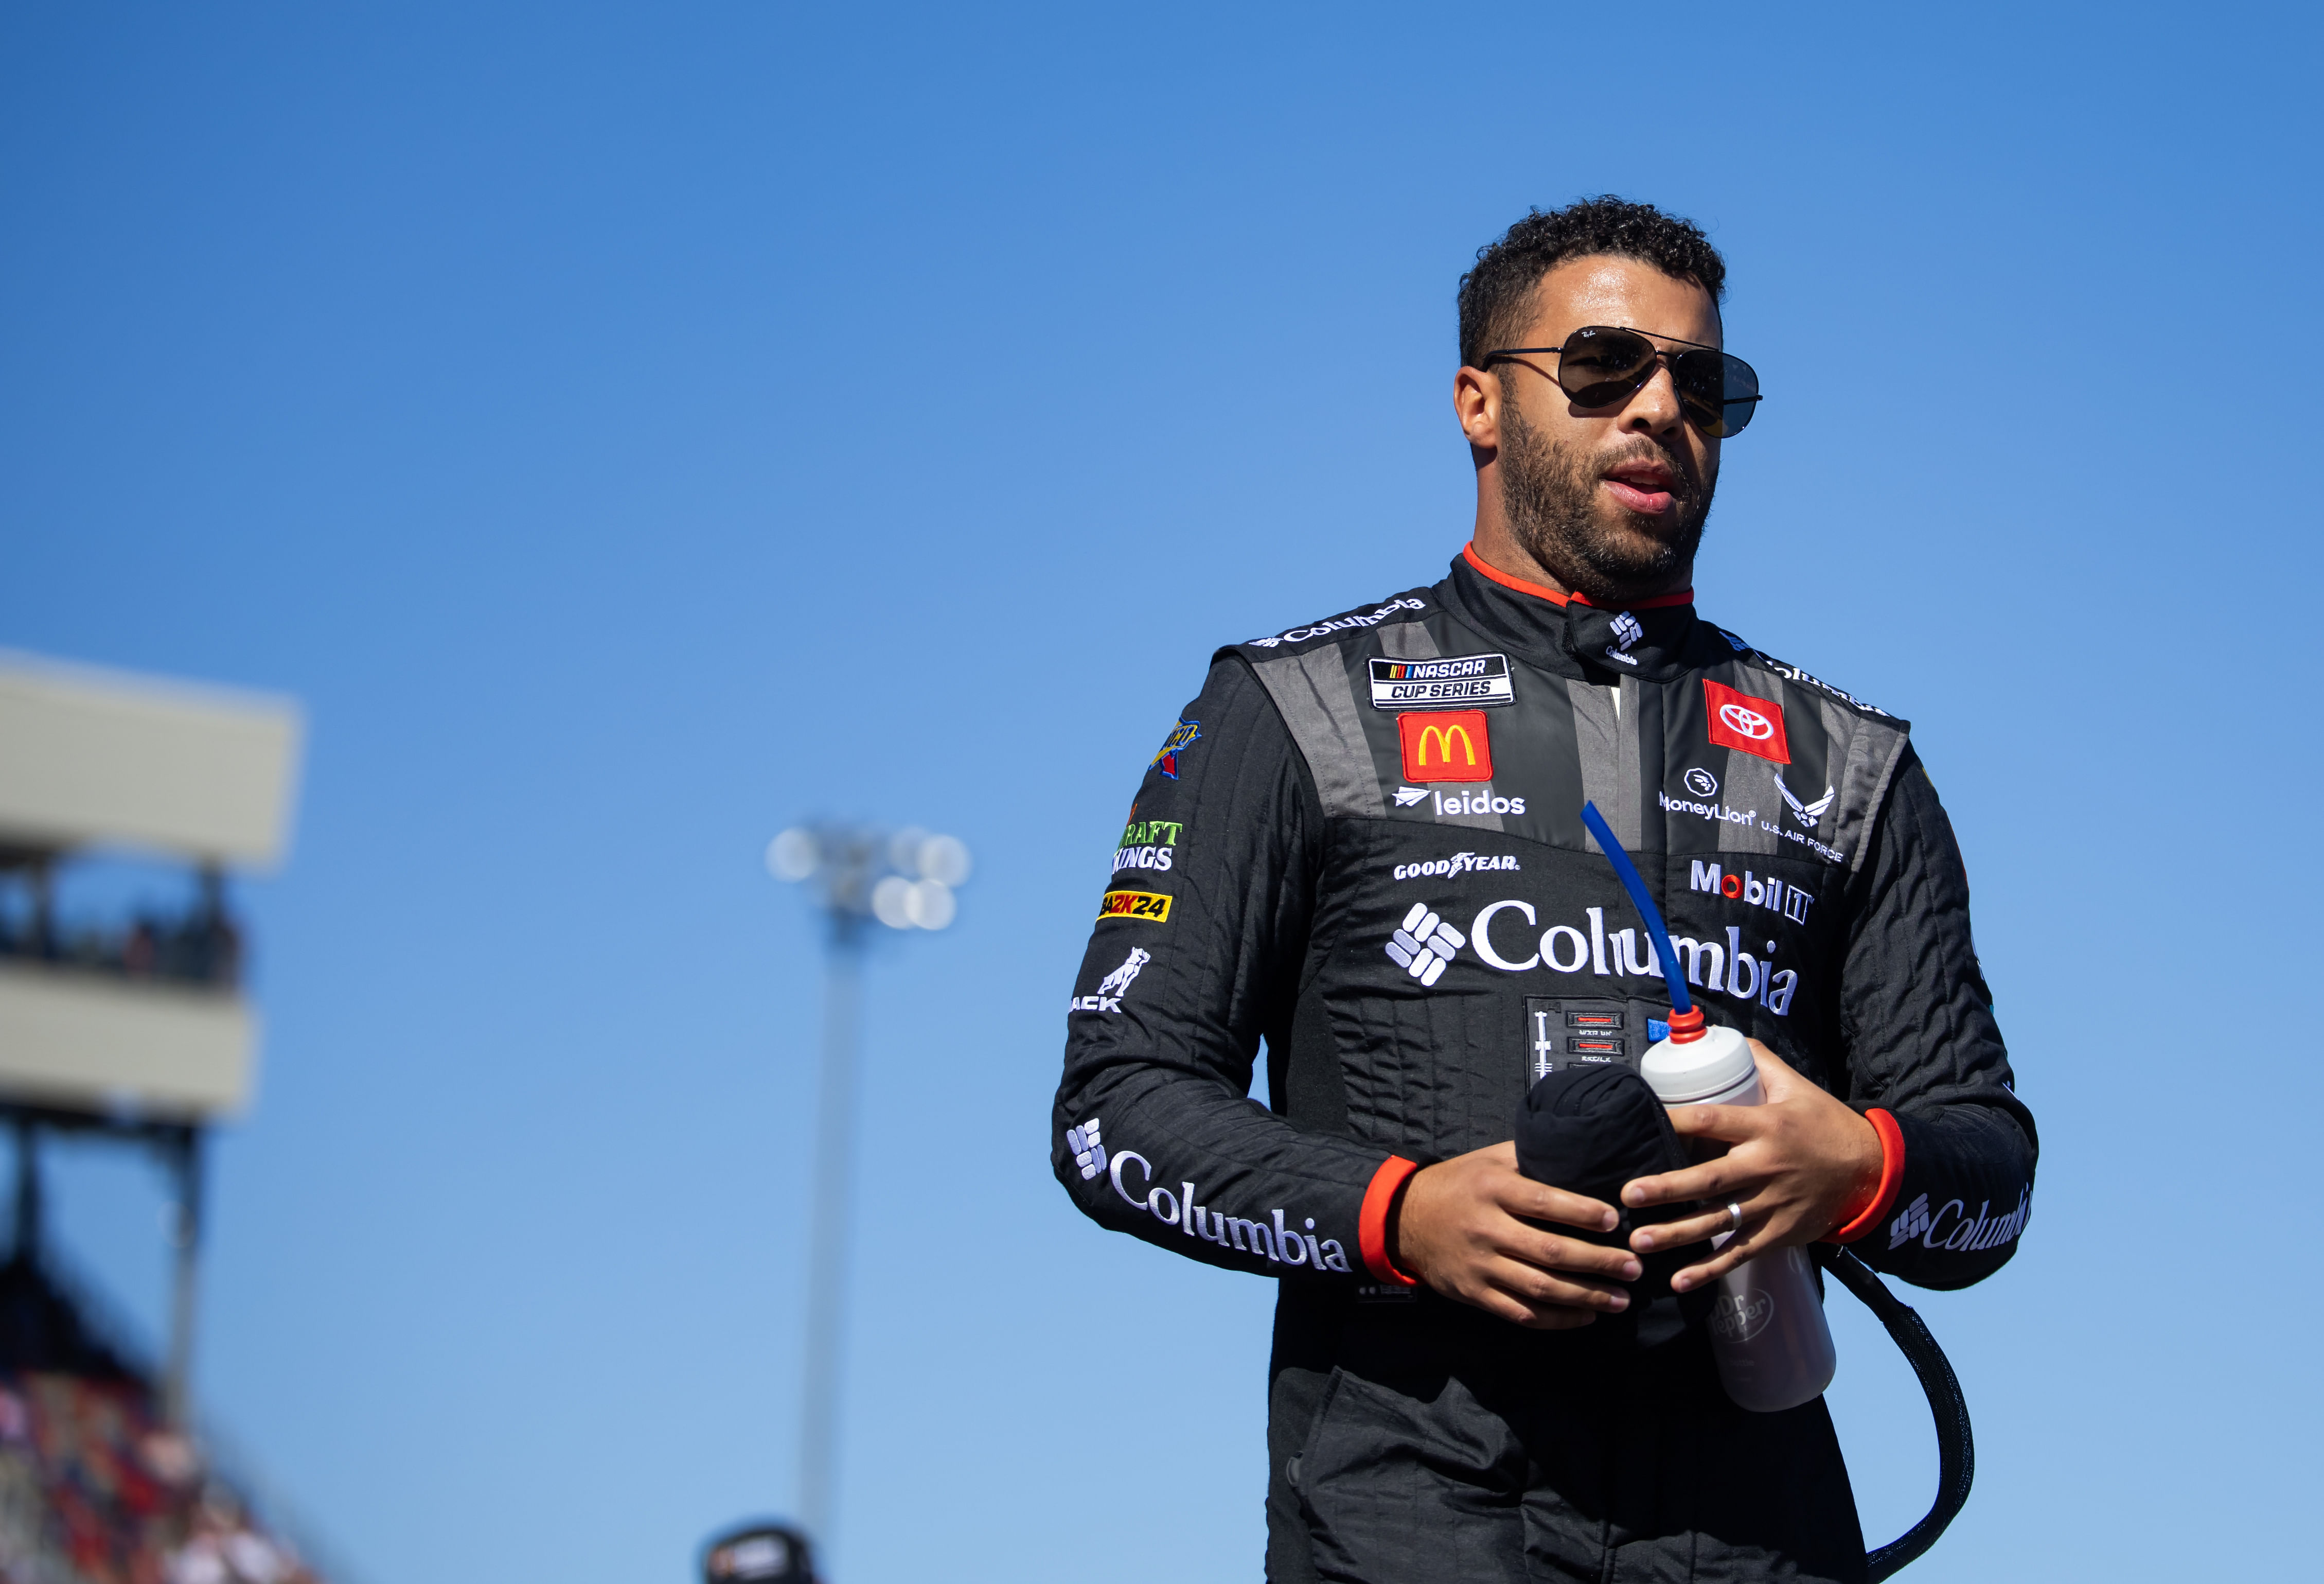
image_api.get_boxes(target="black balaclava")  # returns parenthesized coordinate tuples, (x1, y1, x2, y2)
(1514, 1062, 1706, 1347)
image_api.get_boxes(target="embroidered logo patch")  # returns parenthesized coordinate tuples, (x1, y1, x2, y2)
(1702, 679, 1791, 764)
(1097, 890, 1174, 923)
(1367, 653, 1514, 710)
(1397, 710, 1494, 783)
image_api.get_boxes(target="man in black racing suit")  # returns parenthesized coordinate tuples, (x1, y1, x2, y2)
(1053, 198, 2036, 1583)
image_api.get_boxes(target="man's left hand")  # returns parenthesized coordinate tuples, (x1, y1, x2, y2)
(1621, 1041, 1881, 1293)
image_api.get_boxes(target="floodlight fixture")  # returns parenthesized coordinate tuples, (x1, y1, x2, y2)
(764, 819, 970, 1560)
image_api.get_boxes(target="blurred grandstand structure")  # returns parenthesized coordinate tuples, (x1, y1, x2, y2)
(0, 652, 331, 1583)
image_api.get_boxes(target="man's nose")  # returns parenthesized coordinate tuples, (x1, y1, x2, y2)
(1621, 360, 1686, 436)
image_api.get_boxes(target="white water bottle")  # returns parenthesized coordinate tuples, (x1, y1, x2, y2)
(1640, 1016, 1837, 1413)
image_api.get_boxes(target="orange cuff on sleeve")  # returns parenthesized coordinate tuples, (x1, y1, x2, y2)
(1358, 1155, 1422, 1286)
(1826, 1107, 1906, 1244)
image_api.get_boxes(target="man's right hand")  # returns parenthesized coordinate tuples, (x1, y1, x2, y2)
(1389, 1142, 1640, 1329)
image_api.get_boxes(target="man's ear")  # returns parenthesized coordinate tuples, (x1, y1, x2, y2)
(1453, 365, 1502, 456)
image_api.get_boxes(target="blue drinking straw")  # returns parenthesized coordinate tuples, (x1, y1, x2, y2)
(1580, 800, 1690, 1015)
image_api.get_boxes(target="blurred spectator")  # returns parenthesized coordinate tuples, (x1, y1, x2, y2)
(0, 895, 242, 991)
(704, 1523, 816, 1584)
(0, 1259, 322, 1584)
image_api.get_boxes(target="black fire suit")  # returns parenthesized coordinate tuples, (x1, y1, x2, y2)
(1053, 548, 2036, 1583)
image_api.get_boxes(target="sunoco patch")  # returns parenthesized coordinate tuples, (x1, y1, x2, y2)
(1368, 653, 1514, 710)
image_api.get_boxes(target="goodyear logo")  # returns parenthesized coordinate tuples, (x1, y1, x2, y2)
(1098, 890, 1174, 923)
(1368, 652, 1513, 710)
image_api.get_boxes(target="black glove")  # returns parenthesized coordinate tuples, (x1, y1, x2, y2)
(1514, 1063, 1705, 1343)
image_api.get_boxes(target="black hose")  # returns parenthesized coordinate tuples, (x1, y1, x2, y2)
(1815, 1247, 1975, 1581)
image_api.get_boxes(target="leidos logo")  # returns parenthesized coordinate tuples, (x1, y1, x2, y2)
(1690, 860, 1813, 925)
(1397, 710, 1494, 783)
(1401, 787, 1529, 817)
(1703, 679, 1791, 764)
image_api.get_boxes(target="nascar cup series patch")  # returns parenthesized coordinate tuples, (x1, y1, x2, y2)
(1368, 653, 1514, 710)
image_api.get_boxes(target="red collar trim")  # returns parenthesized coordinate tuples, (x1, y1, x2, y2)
(1461, 542, 1693, 610)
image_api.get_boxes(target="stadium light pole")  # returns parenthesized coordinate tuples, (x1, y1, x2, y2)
(765, 822, 971, 1560)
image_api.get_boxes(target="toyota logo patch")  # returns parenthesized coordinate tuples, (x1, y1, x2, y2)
(1702, 678, 1792, 764)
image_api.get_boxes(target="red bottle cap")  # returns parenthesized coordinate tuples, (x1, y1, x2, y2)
(1666, 1006, 1706, 1045)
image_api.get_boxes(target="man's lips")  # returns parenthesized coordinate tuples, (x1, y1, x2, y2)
(1601, 464, 1680, 515)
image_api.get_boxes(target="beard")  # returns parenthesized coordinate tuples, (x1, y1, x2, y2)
(1497, 405, 1715, 604)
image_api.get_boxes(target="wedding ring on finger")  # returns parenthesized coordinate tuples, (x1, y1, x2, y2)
(1725, 1201, 1745, 1235)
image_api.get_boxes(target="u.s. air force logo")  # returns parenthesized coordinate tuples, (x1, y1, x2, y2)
(1368, 653, 1513, 710)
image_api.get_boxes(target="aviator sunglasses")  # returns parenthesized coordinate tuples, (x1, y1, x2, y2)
(1481, 326, 1762, 438)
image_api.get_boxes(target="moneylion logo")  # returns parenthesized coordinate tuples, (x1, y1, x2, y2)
(1684, 767, 1719, 798)
(1774, 772, 1837, 830)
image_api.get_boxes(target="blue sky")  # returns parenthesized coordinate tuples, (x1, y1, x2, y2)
(3, 4, 2318, 1580)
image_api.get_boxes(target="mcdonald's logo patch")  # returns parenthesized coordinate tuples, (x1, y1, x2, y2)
(1098, 890, 1174, 923)
(1398, 710, 1494, 784)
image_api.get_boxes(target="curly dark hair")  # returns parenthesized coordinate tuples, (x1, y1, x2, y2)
(1457, 197, 1726, 370)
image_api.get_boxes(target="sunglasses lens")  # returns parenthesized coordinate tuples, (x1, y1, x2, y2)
(1716, 352, 1759, 436)
(1557, 328, 1657, 408)
(1671, 351, 1760, 437)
